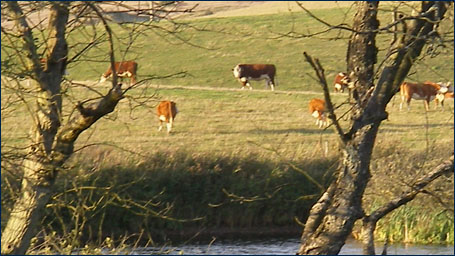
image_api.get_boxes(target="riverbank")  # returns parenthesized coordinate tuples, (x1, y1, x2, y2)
(132, 237, 455, 255)
(2, 145, 452, 253)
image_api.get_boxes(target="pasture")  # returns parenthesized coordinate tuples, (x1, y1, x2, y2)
(2, 83, 453, 163)
(77, 86, 454, 158)
(56, 5, 454, 92)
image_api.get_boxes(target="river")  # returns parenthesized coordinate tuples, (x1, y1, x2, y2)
(130, 237, 454, 255)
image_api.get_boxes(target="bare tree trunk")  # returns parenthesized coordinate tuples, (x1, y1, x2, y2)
(298, 124, 379, 255)
(2, 2, 69, 254)
(1, 159, 57, 254)
(347, 1, 379, 103)
(1, 2, 123, 254)
(298, 3, 380, 254)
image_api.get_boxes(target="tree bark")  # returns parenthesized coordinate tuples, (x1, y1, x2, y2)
(298, 123, 379, 255)
(347, 1, 379, 103)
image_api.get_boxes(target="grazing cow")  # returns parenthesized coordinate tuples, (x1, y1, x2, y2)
(333, 72, 354, 93)
(308, 98, 328, 128)
(399, 81, 449, 111)
(232, 64, 276, 91)
(100, 60, 138, 84)
(156, 100, 178, 134)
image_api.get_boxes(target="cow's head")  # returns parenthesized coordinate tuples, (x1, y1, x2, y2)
(436, 82, 451, 94)
(446, 82, 453, 92)
(437, 81, 453, 91)
(232, 65, 242, 78)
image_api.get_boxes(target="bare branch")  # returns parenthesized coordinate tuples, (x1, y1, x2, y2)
(361, 154, 454, 254)
(303, 52, 346, 144)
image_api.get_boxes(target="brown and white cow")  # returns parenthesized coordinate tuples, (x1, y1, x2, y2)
(400, 81, 450, 111)
(100, 60, 138, 84)
(333, 72, 354, 93)
(157, 100, 178, 134)
(309, 98, 328, 128)
(232, 64, 276, 91)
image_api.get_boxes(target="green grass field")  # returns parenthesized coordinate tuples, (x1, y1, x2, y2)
(55, 6, 454, 92)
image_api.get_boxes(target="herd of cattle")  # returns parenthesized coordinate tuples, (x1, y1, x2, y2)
(98, 61, 454, 132)
(310, 73, 453, 128)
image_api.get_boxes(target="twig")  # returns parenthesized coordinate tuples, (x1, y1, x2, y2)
(303, 52, 347, 144)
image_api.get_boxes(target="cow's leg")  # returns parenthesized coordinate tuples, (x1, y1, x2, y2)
(269, 78, 275, 91)
(424, 99, 430, 111)
(246, 81, 252, 90)
(158, 115, 166, 131)
(435, 95, 445, 111)
(399, 94, 406, 111)
(240, 78, 250, 90)
(166, 117, 173, 134)
(319, 118, 324, 128)
(240, 80, 247, 90)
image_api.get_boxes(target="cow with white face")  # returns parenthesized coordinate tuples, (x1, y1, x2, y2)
(309, 98, 328, 128)
(100, 60, 138, 84)
(232, 64, 276, 91)
(435, 82, 454, 109)
(333, 72, 354, 93)
(400, 81, 450, 111)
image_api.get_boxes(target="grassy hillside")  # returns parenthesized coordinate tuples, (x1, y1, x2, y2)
(64, 7, 454, 91)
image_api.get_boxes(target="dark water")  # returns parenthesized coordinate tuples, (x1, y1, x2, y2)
(131, 238, 454, 255)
